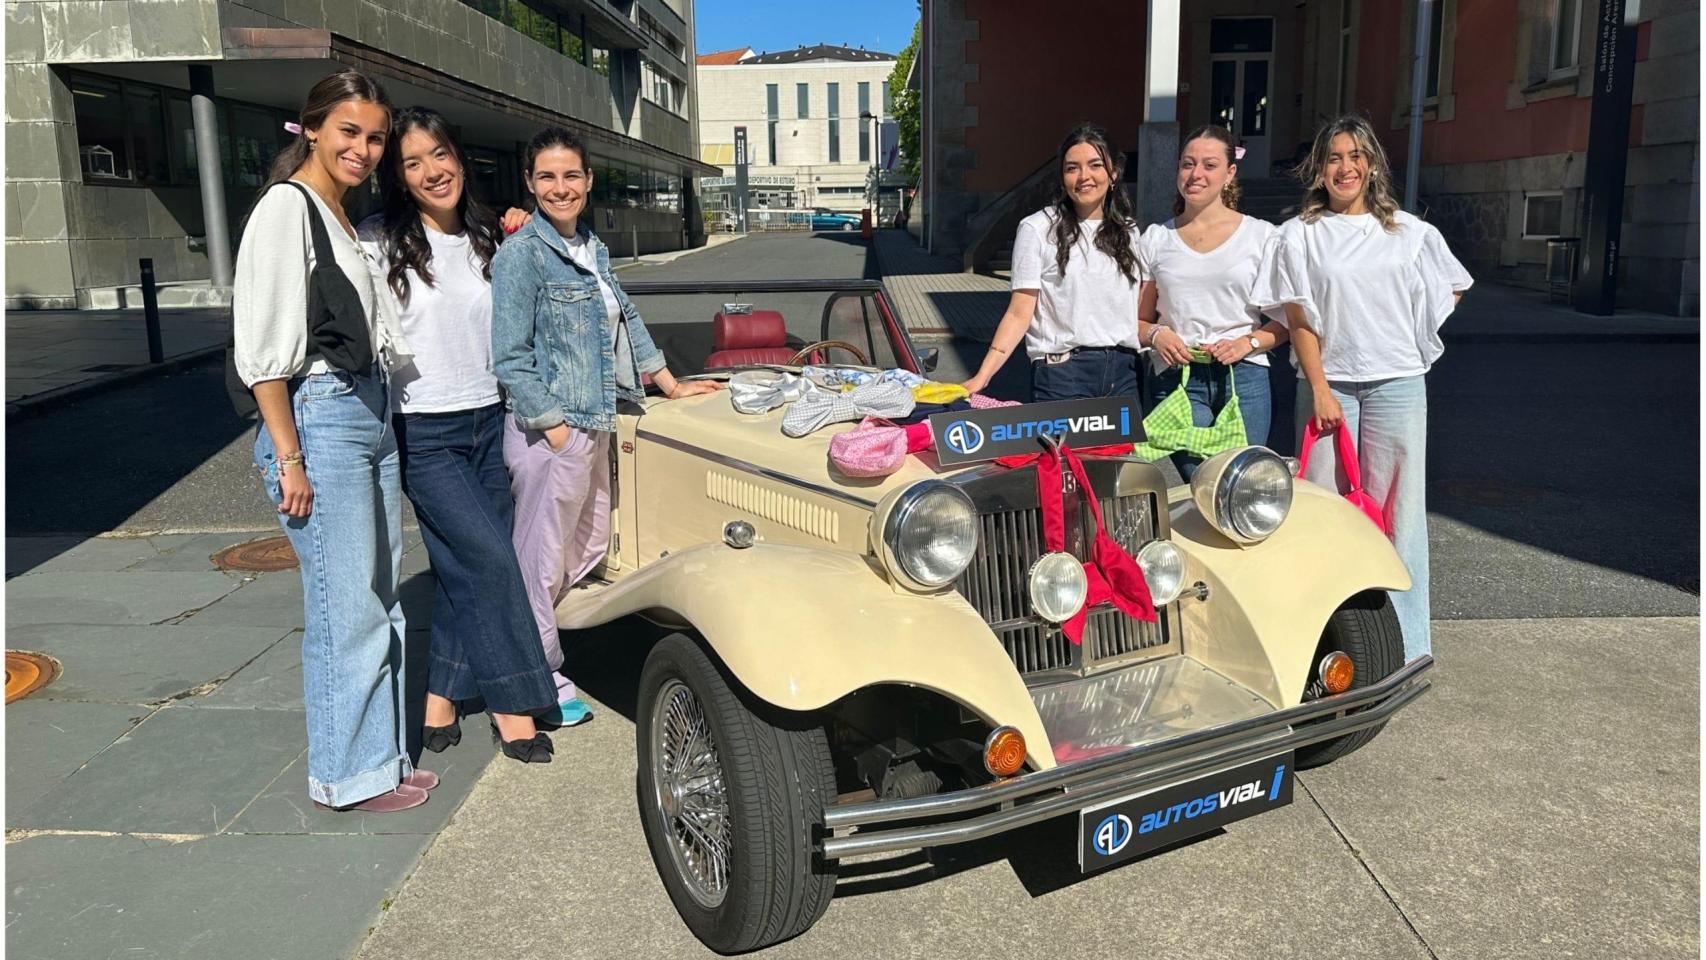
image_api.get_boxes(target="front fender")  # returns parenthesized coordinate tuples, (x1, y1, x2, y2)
(555, 543, 1057, 770)
(1168, 480, 1411, 707)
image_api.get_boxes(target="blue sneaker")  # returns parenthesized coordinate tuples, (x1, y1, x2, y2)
(542, 697, 594, 729)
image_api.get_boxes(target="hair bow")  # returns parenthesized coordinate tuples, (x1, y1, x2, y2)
(1234, 146, 1247, 160)
(283, 121, 303, 135)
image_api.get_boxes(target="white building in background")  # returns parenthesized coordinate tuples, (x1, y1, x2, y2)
(696, 44, 902, 216)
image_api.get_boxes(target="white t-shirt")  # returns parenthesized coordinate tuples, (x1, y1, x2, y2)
(564, 233, 622, 348)
(1137, 214, 1283, 373)
(1255, 210, 1474, 381)
(358, 217, 501, 413)
(1009, 209, 1144, 358)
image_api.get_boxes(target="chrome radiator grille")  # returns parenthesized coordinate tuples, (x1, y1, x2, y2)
(954, 490, 1170, 677)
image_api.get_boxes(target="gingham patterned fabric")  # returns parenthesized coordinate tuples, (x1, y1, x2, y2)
(1131, 351, 1248, 461)
(781, 380, 916, 437)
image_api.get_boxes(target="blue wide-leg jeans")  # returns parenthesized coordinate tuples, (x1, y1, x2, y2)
(1295, 375, 1431, 660)
(254, 368, 411, 806)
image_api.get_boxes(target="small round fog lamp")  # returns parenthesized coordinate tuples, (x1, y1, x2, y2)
(1029, 552, 1087, 623)
(983, 726, 1027, 777)
(1318, 651, 1355, 695)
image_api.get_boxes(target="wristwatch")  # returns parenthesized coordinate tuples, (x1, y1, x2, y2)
(1246, 335, 1261, 352)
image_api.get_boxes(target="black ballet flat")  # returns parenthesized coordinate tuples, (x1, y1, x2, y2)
(423, 719, 461, 753)
(490, 721, 553, 764)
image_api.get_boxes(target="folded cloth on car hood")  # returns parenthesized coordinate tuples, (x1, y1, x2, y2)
(802, 366, 929, 390)
(782, 380, 915, 437)
(728, 369, 810, 414)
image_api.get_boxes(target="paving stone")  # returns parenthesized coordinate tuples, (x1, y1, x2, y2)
(121, 530, 280, 573)
(11, 706, 306, 835)
(6, 698, 150, 811)
(6, 833, 427, 960)
(5, 534, 163, 577)
(230, 726, 495, 835)
(177, 628, 304, 710)
(177, 568, 306, 628)
(4, 622, 291, 703)
(5, 571, 245, 625)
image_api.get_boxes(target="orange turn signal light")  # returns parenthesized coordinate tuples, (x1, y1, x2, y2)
(984, 726, 1027, 778)
(1319, 651, 1355, 695)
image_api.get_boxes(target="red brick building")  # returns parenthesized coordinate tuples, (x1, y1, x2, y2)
(917, 0, 1697, 314)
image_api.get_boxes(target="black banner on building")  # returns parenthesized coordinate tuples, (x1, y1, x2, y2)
(733, 126, 749, 232)
(1572, 0, 1639, 316)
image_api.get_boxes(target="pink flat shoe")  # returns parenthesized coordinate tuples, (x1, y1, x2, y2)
(313, 784, 428, 813)
(404, 769, 439, 791)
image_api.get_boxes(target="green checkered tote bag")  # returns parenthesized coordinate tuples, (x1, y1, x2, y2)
(1132, 351, 1249, 462)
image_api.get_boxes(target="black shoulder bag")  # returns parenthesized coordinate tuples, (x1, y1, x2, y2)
(223, 181, 375, 416)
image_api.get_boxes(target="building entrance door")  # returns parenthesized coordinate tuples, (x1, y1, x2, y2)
(1209, 17, 1274, 175)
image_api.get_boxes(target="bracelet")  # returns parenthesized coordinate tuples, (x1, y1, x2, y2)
(1146, 325, 1165, 347)
(276, 453, 304, 471)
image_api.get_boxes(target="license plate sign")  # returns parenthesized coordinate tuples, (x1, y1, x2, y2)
(1078, 753, 1294, 871)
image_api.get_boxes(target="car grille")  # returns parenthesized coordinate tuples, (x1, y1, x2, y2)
(954, 490, 1170, 678)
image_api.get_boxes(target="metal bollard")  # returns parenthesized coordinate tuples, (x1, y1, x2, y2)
(631, 222, 640, 263)
(139, 258, 164, 364)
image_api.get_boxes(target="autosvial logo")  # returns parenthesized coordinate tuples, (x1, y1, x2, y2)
(929, 397, 1144, 466)
(1078, 753, 1294, 870)
(942, 419, 985, 456)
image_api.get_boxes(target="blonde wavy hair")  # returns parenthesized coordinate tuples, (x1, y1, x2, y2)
(1295, 114, 1400, 232)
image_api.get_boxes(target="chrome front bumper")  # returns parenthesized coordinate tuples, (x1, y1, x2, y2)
(820, 656, 1434, 859)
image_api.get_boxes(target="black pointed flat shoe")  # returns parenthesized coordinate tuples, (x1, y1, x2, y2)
(490, 721, 553, 763)
(423, 718, 461, 753)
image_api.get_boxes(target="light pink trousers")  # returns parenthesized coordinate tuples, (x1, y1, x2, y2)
(502, 416, 612, 703)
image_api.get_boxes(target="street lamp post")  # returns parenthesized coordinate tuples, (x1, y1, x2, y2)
(859, 110, 880, 220)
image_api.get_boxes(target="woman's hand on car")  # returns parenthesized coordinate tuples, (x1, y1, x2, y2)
(667, 379, 724, 400)
(277, 463, 314, 518)
(1311, 389, 1345, 432)
(501, 207, 532, 235)
(1151, 327, 1195, 367)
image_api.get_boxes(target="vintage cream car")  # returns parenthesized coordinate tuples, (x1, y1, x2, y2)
(557, 280, 1434, 954)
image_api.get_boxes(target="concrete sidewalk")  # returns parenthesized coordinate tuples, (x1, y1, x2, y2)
(870, 228, 1700, 343)
(5, 307, 230, 411)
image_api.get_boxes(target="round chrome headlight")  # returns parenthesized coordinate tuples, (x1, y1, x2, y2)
(1191, 446, 1294, 544)
(1135, 540, 1186, 605)
(881, 481, 978, 589)
(1029, 552, 1087, 622)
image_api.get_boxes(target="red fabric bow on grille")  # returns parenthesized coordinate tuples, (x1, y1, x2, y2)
(999, 442, 1156, 644)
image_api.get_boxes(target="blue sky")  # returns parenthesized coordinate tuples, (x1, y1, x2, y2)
(694, 0, 919, 59)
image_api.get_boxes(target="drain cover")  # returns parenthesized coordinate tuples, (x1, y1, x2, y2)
(212, 536, 298, 572)
(6, 651, 61, 703)
(1432, 480, 1546, 507)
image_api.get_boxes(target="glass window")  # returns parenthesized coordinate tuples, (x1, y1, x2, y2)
(1209, 18, 1273, 54)
(828, 121, 840, 163)
(882, 81, 891, 113)
(857, 81, 870, 116)
(592, 45, 612, 76)
(1424, 1, 1444, 100)
(765, 83, 778, 119)
(796, 83, 809, 118)
(1523, 193, 1563, 238)
(231, 104, 288, 188)
(72, 77, 130, 181)
(558, 12, 585, 63)
(503, 1, 534, 38)
(169, 96, 199, 181)
(473, 0, 503, 18)
(767, 121, 777, 165)
(125, 85, 170, 184)
(859, 119, 869, 163)
(827, 82, 839, 118)
(1550, 0, 1580, 73)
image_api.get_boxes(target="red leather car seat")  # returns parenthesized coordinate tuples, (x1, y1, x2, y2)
(703, 310, 795, 368)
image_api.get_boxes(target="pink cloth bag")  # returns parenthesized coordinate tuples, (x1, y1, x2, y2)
(829, 417, 909, 477)
(1298, 422, 1391, 536)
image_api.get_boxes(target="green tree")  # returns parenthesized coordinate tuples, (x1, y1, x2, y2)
(888, 20, 922, 184)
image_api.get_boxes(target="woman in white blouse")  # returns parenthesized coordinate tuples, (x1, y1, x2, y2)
(1137, 125, 1289, 478)
(1255, 115, 1474, 660)
(963, 124, 1145, 402)
(233, 71, 429, 813)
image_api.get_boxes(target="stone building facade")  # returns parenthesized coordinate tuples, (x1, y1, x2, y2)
(6, 0, 712, 309)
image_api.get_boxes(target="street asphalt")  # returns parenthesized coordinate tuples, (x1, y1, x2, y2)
(4, 231, 1698, 960)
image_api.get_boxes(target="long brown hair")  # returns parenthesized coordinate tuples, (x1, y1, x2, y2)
(1172, 125, 1243, 217)
(260, 70, 392, 197)
(1294, 114, 1400, 231)
(375, 107, 500, 305)
(1048, 123, 1139, 284)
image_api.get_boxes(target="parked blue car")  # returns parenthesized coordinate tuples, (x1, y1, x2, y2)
(810, 212, 861, 231)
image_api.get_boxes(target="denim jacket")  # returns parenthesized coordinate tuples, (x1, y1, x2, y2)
(491, 216, 667, 432)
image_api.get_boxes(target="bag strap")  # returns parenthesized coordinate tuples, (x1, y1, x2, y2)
(1297, 420, 1320, 474)
(1296, 421, 1367, 494)
(280, 181, 339, 270)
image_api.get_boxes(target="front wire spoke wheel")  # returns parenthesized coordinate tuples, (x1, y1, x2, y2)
(653, 679, 732, 908)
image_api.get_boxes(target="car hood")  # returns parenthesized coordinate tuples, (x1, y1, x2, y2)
(633, 390, 975, 507)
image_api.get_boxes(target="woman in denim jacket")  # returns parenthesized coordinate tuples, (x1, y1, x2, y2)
(491, 127, 719, 717)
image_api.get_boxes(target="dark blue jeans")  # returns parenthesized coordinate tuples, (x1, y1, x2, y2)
(1145, 359, 1273, 480)
(1031, 348, 1140, 402)
(395, 402, 555, 715)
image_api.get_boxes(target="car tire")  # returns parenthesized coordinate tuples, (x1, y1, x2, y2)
(636, 633, 838, 953)
(840, 222, 855, 231)
(1295, 591, 1404, 770)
